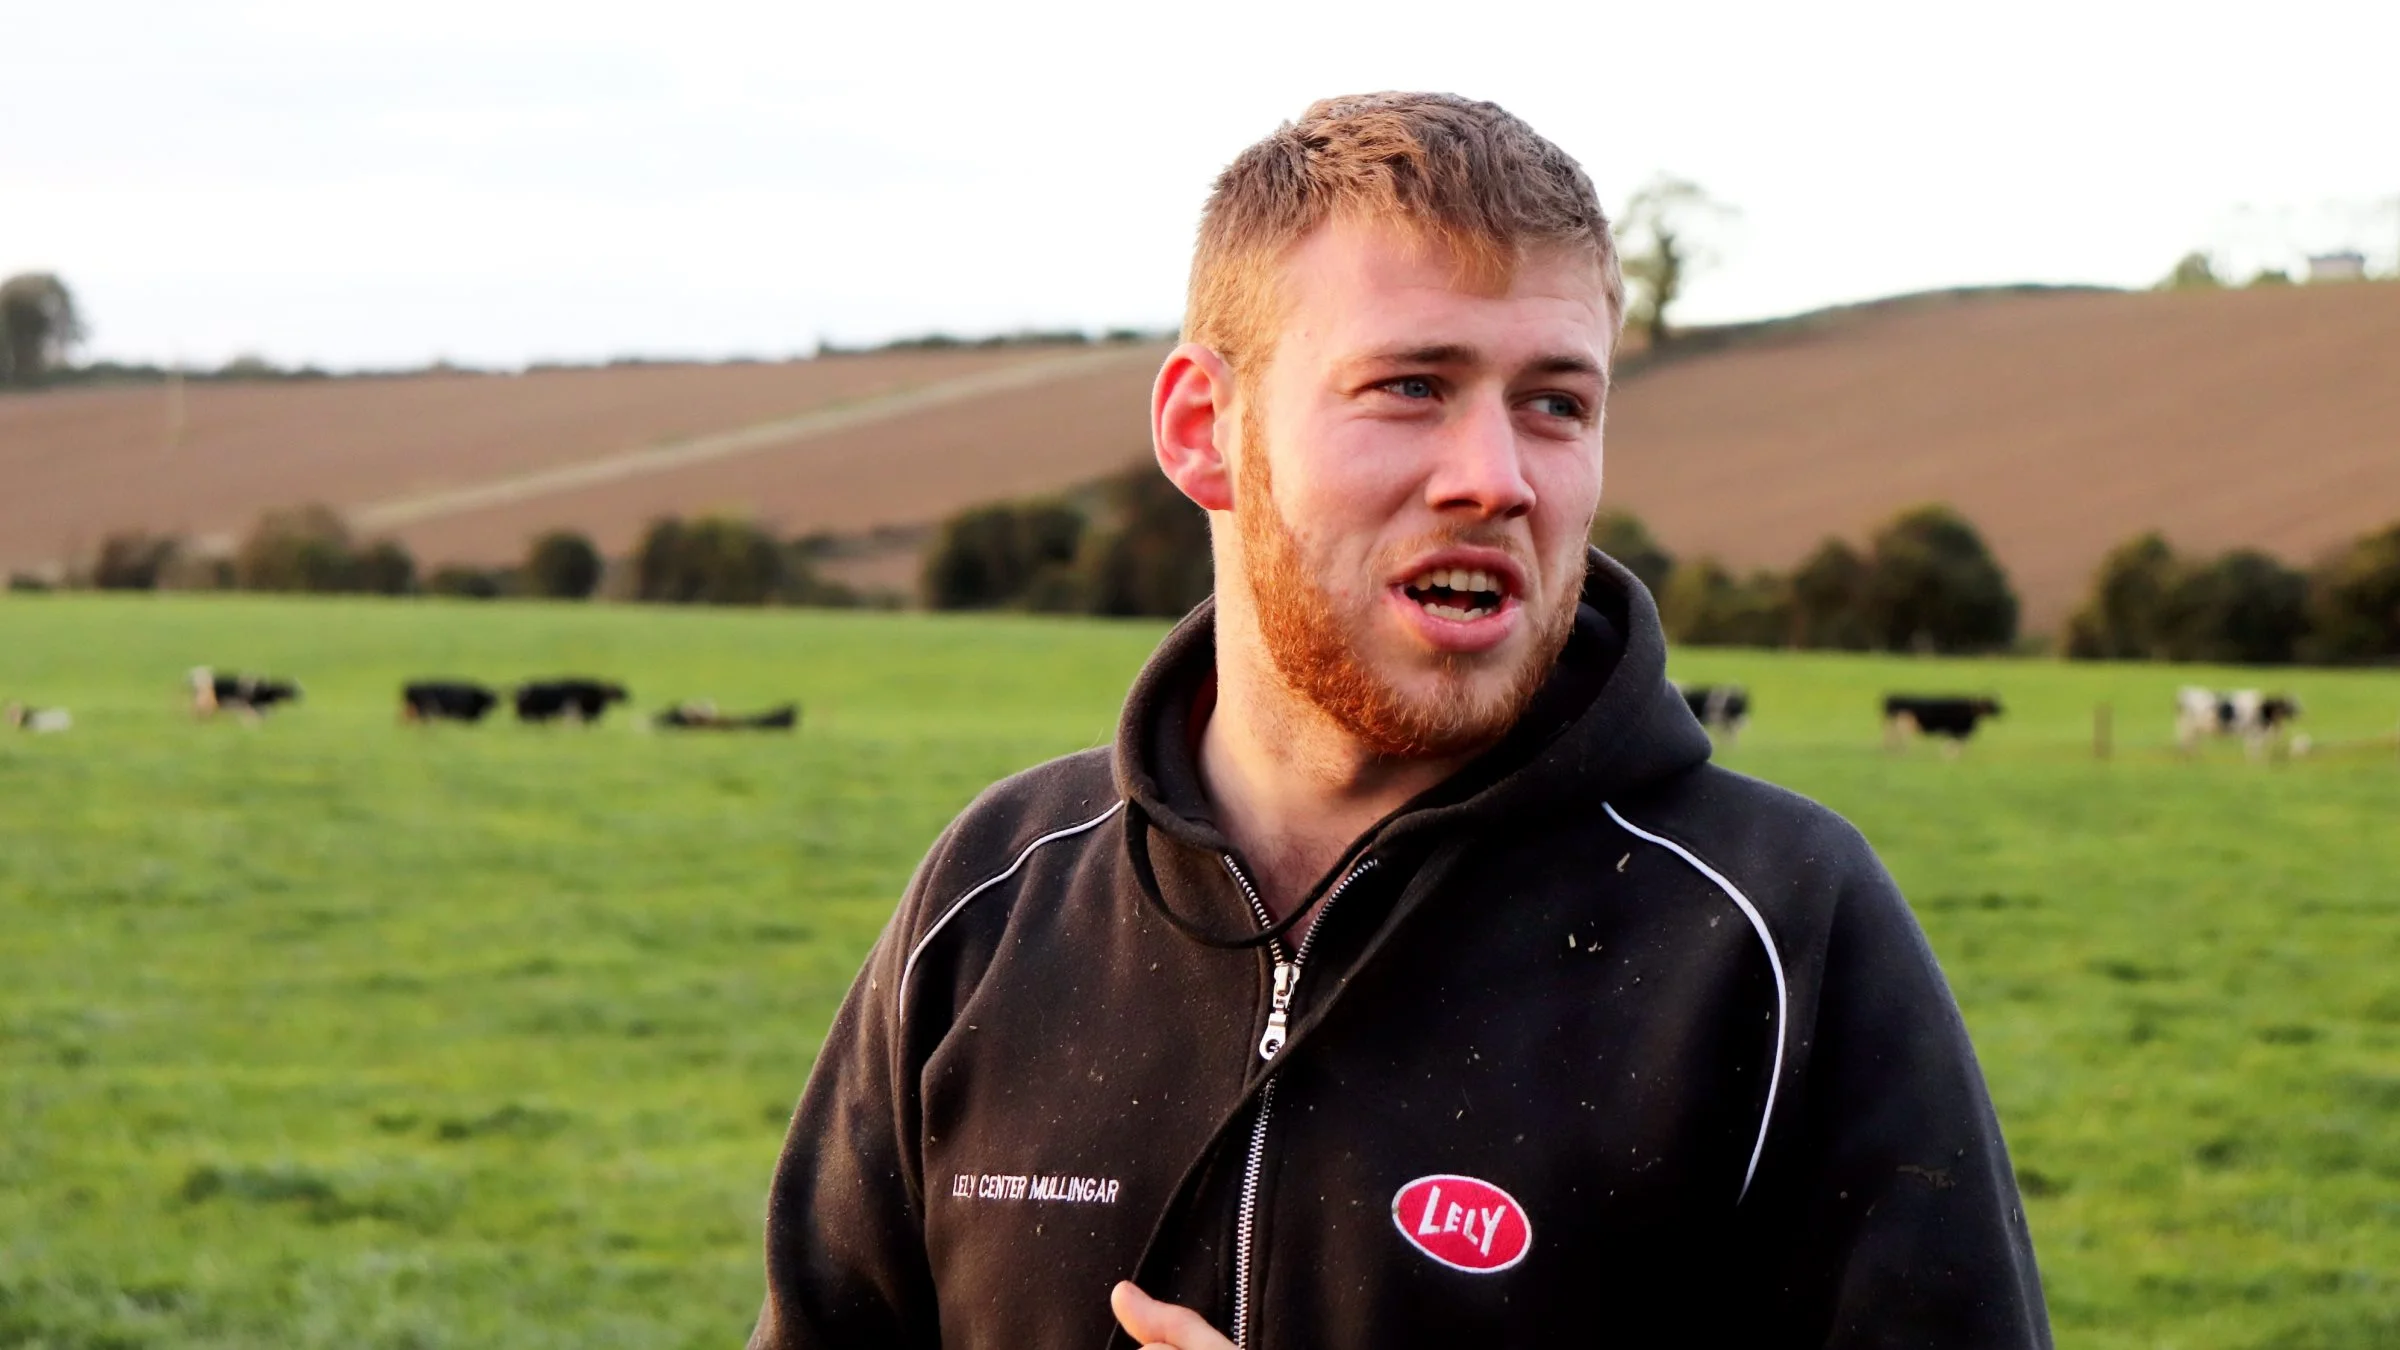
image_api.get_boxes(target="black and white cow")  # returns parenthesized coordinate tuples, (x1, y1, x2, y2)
(2175, 686, 2303, 759)
(1675, 683, 1750, 746)
(1883, 694, 2003, 756)
(4, 702, 71, 733)
(402, 680, 500, 724)
(653, 700, 800, 732)
(514, 678, 629, 724)
(190, 667, 302, 720)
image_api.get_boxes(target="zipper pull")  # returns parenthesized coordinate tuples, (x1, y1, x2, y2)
(1258, 961, 1297, 1060)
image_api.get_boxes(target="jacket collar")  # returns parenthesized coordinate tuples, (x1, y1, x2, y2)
(1114, 546, 1713, 908)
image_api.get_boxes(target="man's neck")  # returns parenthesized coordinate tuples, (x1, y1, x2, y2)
(1195, 652, 1472, 923)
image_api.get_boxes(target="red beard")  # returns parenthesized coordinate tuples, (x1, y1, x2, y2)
(1234, 407, 1578, 759)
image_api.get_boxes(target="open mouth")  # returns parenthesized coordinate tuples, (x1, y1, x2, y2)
(1401, 567, 1510, 622)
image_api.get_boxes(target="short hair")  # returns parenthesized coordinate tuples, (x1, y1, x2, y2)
(1185, 91, 1623, 375)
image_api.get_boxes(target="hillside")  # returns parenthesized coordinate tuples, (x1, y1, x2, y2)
(5, 284, 2396, 632)
(0, 343, 1161, 582)
(1603, 282, 2400, 634)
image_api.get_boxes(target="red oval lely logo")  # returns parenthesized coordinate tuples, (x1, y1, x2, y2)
(1390, 1174, 1532, 1273)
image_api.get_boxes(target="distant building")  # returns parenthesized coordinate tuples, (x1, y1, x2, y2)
(2306, 251, 2368, 283)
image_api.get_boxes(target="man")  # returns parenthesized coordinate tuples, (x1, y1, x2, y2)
(753, 93, 2049, 1349)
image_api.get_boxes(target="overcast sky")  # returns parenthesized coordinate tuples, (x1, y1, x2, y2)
(8, 0, 2396, 369)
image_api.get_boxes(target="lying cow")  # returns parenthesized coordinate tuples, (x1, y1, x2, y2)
(1884, 694, 2003, 757)
(402, 680, 500, 724)
(2175, 686, 2302, 759)
(1675, 682, 1750, 746)
(190, 666, 302, 720)
(515, 678, 629, 724)
(654, 700, 800, 732)
(4, 702, 71, 733)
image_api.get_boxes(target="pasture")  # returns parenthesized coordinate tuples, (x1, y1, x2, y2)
(2, 594, 2396, 1349)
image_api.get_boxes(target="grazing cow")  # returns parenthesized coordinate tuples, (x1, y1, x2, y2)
(189, 667, 302, 720)
(514, 678, 629, 724)
(4, 702, 71, 733)
(654, 700, 801, 732)
(402, 680, 500, 724)
(1884, 694, 2004, 756)
(1675, 682, 1750, 746)
(2175, 686, 2303, 759)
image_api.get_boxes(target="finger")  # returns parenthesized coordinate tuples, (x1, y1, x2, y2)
(1110, 1281, 1237, 1350)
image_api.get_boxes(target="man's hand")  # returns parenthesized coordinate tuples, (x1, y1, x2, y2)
(1110, 1281, 1237, 1350)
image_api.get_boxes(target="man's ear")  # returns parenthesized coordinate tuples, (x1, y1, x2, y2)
(1152, 342, 1237, 513)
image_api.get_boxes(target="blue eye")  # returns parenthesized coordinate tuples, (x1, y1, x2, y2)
(1390, 376, 1435, 399)
(1531, 394, 1582, 419)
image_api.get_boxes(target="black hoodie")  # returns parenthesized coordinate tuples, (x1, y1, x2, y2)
(752, 550, 2050, 1349)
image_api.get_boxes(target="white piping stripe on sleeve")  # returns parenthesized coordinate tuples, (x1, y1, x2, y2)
(1603, 802, 1790, 1205)
(899, 799, 1126, 999)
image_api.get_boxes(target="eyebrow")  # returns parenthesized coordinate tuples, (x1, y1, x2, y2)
(1359, 343, 1610, 388)
(1371, 343, 1479, 366)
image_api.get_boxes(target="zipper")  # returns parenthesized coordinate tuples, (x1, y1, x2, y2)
(1258, 961, 1297, 1060)
(1228, 1078, 1278, 1350)
(1222, 853, 1378, 1350)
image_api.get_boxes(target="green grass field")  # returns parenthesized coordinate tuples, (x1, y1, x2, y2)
(2, 594, 2395, 1349)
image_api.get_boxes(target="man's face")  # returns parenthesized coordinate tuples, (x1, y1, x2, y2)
(1233, 217, 1611, 758)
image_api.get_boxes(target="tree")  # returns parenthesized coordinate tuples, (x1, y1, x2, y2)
(0, 273, 86, 386)
(229, 504, 416, 594)
(1590, 509, 1674, 597)
(921, 500, 1085, 610)
(1787, 538, 1871, 650)
(1080, 466, 1214, 618)
(351, 539, 418, 596)
(235, 505, 359, 593)
(91, 531, 183, 590)
(427, 564, 509, 599)
(2069, 533, 2313, 664)
(633, 515, 785, 605)
(2303, 520, 2400, 662)
(2064, 531, 2180, 660)
(2159, 251, 2223, 291)
(1658, 558, 1789, 648)
(1616, 177, 1734, 348)
(2163, 549, 2308, 665)
(1858, 505, 2018, 653)
(633, 518, 693, 600)
(524, 530, 603, 599)
(923, 506, 1025, 609)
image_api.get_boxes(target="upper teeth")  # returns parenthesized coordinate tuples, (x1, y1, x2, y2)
(1415, 568, 1499, 594)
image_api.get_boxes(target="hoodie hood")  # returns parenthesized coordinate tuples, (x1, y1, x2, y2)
(1114, 546, 1713, 892)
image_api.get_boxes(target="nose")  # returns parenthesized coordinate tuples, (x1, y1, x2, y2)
(1424, 394, 1535, 520)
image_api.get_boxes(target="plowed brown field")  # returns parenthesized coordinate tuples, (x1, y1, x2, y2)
(0, 344, 1087, 568)
(383, 343, 1162, 567)
(7, 284, 2395, 634)
(1602, 283, 2400, 633)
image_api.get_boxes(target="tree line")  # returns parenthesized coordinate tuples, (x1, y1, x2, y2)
(1615, 507, 2400, 664)
(13, 508, 881, 607)
(10, 460, 1215, 617)
(921, 477, 2400, 664)
(918, 462, 1214, 618)
(914, 473, 2027, 647)
(20, 473, 2396, 666)
(0, 268, 1175, 393)
(2064, 527, 2400, 665)
(1605, 504, 2023, 654)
